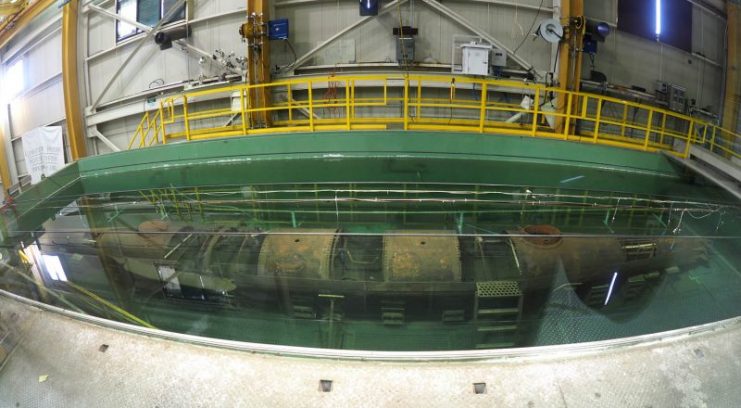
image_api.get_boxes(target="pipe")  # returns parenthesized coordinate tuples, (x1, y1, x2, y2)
(62, 0, 88, 160)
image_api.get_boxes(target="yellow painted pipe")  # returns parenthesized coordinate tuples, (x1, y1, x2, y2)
(0, 0, 27, 16)
(0, 0, 54, 48)
(62, 0, 87, 160)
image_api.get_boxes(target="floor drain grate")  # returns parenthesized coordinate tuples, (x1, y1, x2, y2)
(319, 379, 333, 392)
(473, 382, 487, 394)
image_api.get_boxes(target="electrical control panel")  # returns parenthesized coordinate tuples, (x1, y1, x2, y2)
(491, 48, 507, 68)
(267, 19, 289, 40)
(461, 43, 492, 76)
(655, 81, 687, 113)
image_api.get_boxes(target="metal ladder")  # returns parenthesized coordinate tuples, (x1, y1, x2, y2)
(473, 280, 524, 349)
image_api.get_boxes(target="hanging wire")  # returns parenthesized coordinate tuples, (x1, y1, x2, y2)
(512, 0, 546, 55)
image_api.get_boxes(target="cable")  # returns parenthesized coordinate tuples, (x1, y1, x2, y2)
(512, 0, 545, 55)
(397, 1, 410, 71)
(148, 78, 165, 89)
(551, 41, 561, 75)
(284, 39, 298, 64)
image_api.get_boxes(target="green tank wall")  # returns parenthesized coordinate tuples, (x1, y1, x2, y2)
(7, 131, 736, 234)
(76, 131, 712, 197)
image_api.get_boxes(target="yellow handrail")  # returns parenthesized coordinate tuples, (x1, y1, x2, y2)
(127, 74, 741, 162)
(128, 108, 165, 149)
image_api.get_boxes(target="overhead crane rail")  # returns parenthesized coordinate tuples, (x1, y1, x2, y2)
(129, 74, 740, 162)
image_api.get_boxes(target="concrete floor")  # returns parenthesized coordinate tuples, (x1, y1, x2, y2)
(1, 292, 740, 408)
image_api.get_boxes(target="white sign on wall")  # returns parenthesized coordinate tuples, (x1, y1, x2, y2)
(22, 126, 65, 185)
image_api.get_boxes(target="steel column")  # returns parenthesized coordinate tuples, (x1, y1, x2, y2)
(722, 1, 740, 143)
(62, 0, 87, 160)
(0, 0, 55, 49)
(555, 0, 584, 136)
(242, 0, 272, 127)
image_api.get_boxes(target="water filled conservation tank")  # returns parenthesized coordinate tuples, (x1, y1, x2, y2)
(1, 132, 739, 352)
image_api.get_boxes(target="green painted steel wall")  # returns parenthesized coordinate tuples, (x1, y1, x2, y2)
(76, 132, 689, 193)
(5, 131, 736, 236)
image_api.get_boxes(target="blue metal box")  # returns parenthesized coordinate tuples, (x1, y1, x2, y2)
(268, 19, 289, 40)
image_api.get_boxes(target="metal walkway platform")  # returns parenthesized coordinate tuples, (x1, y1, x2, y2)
(665, 146, 741, 200)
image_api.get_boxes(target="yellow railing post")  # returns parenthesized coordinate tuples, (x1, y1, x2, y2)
(683, 120, 694, 158)
(416, 79, 422, 123)
(140, 112, 149, 148)
(700, 123, 708, 144)
(403, 76, 410, 130)
(345, 81, 351, 130)
(350, 80, 355, 121)
(593, 97, 602, 143)
(531, 88, 540, 137)
(121, 73, 741, 160)
(563, 92, 573, 140)
(182, 95, 191, 141)
(581, 95, 588, 118)
(128, 119, 143, 150)
(150, 113, 157, 145)
(287, 85, 293, 123)
(241, 88, 248, 136)
(643, 110, 654, 151)
(383, 79, 388, 105)
(159, 102, 167, 144)
(150, 112, 160, 145)
(479, 83, 488, 133)
(308, 83, 315, 131)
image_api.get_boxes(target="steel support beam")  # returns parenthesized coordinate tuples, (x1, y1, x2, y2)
(722, 1, 740, 138)
(457, 0, 553, 12)
(276, 0, 552, 13)
(62, 0, 87, 160)
(419, 0, 537, 75)
(688, 0, 726, 19)
(90, 0, 186, 110)
(2, 16, 62, 65)
(289, 0, 409, 70)
(86, 4, 241, 76)
(0, 0, 54, 49)
(0, 0, 27, 17)
(89, 126, 121, 152)
(87, 3, 151, 31)
(84, 8, 245, 63)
